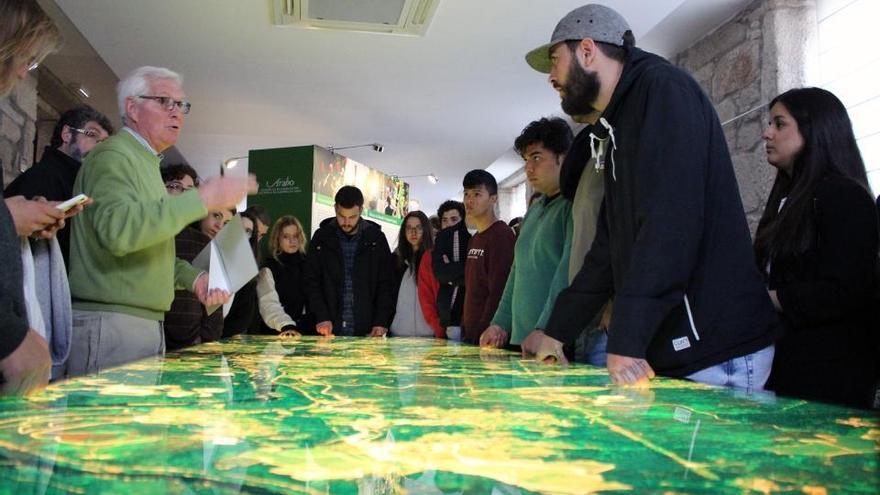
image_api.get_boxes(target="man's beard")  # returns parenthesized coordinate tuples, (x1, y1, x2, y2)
(559, 59, 601, 117)
(68, 143, 85, 162)
(339, 219, 359, 234)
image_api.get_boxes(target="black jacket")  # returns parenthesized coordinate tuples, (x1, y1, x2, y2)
(545, 48, 781, 377)
(0, 201, 27, 360)
(263, 252, 315, 334)
(765, 176, 879, 407)
(303, 217, 394, 336)
(223, 278, 261, 337)
(4, 147, 81, 267)
(432, 222, 471, 327)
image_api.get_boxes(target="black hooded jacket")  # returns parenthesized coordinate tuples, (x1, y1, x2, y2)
(544, 48, 781, 377)
(303, 217, 394, 336)
(0, 201, 27, 360)
(4, 147, 82, 267)
(764, 176, 879, 407)
(432, 221, 471, 327)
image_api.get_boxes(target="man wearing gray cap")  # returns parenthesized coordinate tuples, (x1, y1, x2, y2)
(520, 4, 781, 392)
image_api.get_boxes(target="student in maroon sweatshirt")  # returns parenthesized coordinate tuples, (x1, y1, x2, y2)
(460, 170, 516, 344)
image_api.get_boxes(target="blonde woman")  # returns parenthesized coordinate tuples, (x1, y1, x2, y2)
(257, 215, 313, 336)
(1, 0, 65, 395)
(1, 0, 61, 95)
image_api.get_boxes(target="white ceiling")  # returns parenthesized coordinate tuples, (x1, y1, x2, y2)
(46, 0, 750, 212)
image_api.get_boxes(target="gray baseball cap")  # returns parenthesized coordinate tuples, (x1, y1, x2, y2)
(525, 4, 631, 73)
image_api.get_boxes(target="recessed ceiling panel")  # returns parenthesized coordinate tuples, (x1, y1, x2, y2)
(309, 0, 406, 25)
(273, 0, 439, 36)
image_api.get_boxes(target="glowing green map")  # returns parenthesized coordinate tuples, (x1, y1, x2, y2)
(0, 336, 877, 493)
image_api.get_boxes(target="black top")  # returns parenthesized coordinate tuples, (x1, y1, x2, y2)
(766, 175, 879, 407)
(545, 48, 781, 377)
(4, 147, 82, 267)
(432, 221, 471, 327)
(223, 278, 260, 337)
(263, 251, 314, 334)
(0, 201, 27, 359)
(303, 218, 395, 336)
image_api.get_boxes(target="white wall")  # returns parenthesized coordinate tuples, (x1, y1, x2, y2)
(813, 0, 880, 197)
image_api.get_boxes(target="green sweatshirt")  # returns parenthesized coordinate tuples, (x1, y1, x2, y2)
(69, 130, 207, 321)
(492, 193, 573, 345)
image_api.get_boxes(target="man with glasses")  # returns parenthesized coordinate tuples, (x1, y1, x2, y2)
(160, 163, 228, 350)
(66, 66, 256, 377)
(160, 163, 199, 194)
(4, 105, 113, 265)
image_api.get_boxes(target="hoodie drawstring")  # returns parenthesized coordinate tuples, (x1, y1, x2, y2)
(601, 117, 618, 182)
(589, 117, 618, 181)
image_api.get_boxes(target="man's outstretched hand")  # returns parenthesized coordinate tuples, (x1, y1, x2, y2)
(607, 353, 655, 387)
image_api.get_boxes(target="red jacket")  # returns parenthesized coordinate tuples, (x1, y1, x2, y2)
(417, 248, 444, 337)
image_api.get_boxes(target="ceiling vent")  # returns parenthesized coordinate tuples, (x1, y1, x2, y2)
(273, 0, 440, 37)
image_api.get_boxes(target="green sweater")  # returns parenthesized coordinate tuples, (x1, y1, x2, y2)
(492, 193, 573, 345)
(69, 130, 207, 320)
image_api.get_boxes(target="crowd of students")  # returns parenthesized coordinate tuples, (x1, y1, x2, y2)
(1, 1, 878, 409)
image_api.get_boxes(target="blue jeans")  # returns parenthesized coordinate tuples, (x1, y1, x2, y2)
(685, 345, 775, 393)
(573, 328, 608, 366)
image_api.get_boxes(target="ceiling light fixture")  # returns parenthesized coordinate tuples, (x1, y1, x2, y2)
(66, 82, 91, 99)
(327, 143, 384, 153)
(221, 155, 248, 176)
(393, 173, 439, 185)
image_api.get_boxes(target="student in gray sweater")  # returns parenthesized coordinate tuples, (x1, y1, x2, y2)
(390, 211, 435, 337)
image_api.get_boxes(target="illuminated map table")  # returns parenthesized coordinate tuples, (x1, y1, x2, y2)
(0, 336, 877, 494)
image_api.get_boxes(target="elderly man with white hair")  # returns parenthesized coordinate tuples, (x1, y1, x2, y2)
(66, 66, 255, 376)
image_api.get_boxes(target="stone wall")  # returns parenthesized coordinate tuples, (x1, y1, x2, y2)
(1, 66, 93, 189)
(0, 74, 38, 189)
(36, 100, 61, 163)
(673, 0, 817, 234)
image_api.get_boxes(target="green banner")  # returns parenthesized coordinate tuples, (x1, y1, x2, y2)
(365, 209, 403, 225)
(315, 193, 334, 206)
(248, 145, 408, 250)
(248, 146, 315, 249)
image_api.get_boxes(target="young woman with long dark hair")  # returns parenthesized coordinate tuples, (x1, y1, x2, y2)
(390, 211, 435, 337)
(755, 87, 879, 408)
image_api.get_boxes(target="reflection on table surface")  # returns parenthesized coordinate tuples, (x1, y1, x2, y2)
(0, 336, 877, 494)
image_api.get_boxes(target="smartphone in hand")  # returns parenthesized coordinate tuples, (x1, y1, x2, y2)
(56, 193, 89, 212)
